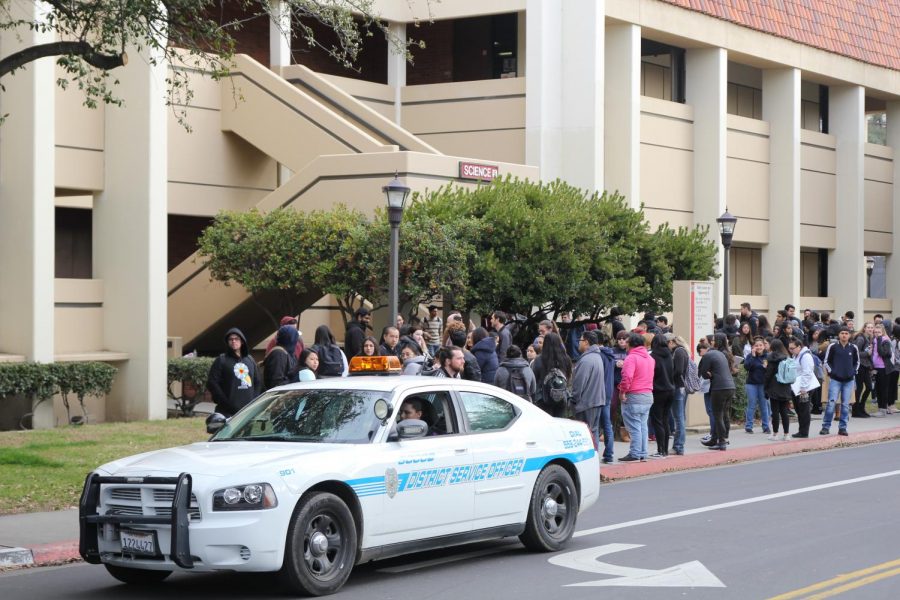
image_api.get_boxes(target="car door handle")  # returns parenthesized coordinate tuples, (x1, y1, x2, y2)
(526, 441, 537, 447)
(455, 448, 468, 454)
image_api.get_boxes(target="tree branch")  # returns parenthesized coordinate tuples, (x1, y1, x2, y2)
(0, 40, 124, 79)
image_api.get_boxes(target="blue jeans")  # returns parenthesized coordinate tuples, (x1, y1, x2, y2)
(622, 401, 651, 459)
(824, 379, 854, 431)
(704, 392, 714, 433)
(671, 387, 686, 453)
(744, 383, 771, 431)
(595, 403, 614, 462)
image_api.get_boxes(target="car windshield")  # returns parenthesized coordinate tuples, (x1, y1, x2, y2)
(211, 389, 390, 444)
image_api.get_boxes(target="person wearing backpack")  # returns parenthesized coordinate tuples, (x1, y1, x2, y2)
(764, 339, 794, 440)
(531, 332, 573, 418)
(494, 345, 537, 403)
(263, 325, 299, 390)
(742, 337, 772, 435)
(570, 331, 612, 463)
(870, 322, 893, 417)
(821, 326, 859, 436)
(311, 325, 348, 378)
(788, 337, 818, 438)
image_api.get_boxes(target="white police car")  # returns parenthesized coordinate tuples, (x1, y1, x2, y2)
(79, 358, 599, 596)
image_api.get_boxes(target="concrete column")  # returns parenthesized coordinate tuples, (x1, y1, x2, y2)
(386, 21, 406, 125)
(604, 23, 641, 208)
(686, 48, 728, 316)
(0, 2, 56, 363)
(829, 86, 866, 322)
(94, 42, 168, 421)
(761, 68, 801, 311)
(885, 101, 900, 308)
(269, 0, 291, 69)
(526, 0, 604, 192)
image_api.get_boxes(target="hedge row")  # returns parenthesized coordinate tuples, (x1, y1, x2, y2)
(0, 361, 118, 424)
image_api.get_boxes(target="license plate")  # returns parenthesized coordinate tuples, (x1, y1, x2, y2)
(120, 529, 158, 556)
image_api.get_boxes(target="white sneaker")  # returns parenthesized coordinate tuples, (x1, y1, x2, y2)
(873, 409, 887, 418)
(781, 433, 789, 441)
(767, 433, 780, 441)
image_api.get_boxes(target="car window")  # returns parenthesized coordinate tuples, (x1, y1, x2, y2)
(457, 391, 519, 433)
(397, 391, 458, 435)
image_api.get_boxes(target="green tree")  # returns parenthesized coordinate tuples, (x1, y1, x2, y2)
(197, 204, 473, 327)
(0, 0, 428, 125)
(413, 177, 717, 325)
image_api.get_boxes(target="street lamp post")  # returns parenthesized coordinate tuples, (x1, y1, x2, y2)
(866, 256, 875, 298)
(383, 173, 411, 329)
(716, 210, 738, 319)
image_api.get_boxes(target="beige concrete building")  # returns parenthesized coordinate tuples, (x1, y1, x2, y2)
(1, 0, 897, 422)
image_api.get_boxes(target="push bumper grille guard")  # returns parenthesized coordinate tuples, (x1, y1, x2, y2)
(79, 472, 194, 569)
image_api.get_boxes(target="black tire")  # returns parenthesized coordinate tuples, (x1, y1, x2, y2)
(519, 464, 579, 552)
(279, 492, 358, 596)
(104, 564, 172, 584)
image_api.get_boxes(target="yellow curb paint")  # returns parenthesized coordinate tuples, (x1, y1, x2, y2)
(767, 557, 900, 600)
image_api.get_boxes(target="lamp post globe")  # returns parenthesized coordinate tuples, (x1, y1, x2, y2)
(382, 173, 411, 329)
(716, 210, 738, 319)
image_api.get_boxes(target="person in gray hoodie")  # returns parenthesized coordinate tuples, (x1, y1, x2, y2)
(571, 330, 610, 461)
(494, 345, 537, 402)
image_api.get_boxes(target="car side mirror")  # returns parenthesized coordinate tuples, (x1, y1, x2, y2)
(388, 419, 428, 441)
(206, 413, 227, 434)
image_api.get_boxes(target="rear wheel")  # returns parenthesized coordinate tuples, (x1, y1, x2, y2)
(104, 564, 172, 584)
(519, 464, 579, 552)
(279, 492, 357, 596)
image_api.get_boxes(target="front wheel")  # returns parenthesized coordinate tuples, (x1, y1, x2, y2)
(104, 564, 171, 584)
(519, 464, 579, 552)
(279, 492, 358, 596)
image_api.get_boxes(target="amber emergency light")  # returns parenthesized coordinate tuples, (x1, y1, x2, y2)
(348, 355, 403, 375)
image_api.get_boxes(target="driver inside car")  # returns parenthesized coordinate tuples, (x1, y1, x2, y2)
(398, 398, 443, 436)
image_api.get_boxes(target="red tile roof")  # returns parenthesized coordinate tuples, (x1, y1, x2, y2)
(660, 0, 900, 71)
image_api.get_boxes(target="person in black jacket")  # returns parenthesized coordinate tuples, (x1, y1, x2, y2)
(764, 339, 793, 440)
(449, 328, 482, 382)
(649, 334, 675, 458)
(470, 327, 499, 384)
(263, 325, 299, 390)
(207, 327, 262, 417)
(344, 307, 371, 360)
(531, 332, 573, 418)
(743, 337, 771, 434)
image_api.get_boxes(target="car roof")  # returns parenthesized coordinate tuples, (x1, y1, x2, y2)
(267, 376, 535, 408)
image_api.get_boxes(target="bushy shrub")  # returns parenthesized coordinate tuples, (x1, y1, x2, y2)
(0, 362, 118, 428)
(167, 357, 215, 417)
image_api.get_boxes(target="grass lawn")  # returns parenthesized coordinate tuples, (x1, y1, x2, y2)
(0, 418, 209, 515)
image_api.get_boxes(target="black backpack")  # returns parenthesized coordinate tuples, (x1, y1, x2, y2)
(312, 344, 343, 377)
(542, 368, 569, 404)
(505, 367, 531, 402)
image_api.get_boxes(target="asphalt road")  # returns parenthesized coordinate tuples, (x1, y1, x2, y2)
(3, 441, 900, 599)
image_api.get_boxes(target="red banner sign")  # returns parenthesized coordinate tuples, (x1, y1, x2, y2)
(459, 162, 499, 182)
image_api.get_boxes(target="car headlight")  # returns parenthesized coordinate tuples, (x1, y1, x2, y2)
(212, 483, 278, 511)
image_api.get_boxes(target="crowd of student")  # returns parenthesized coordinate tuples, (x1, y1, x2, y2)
(204, 302, 900, 465)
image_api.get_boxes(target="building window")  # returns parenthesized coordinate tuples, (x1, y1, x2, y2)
(169, 215, 214, 272)
(727, 83, 762, 119)
(728, 247, 761, 295)
(640, 39, 684, 103)
(800, 250, 828, 297)
(801, 83, 829, 133)
(867, 113, 887, 145)
(406, 13, 518, 85)
(56, 208, 92, 279)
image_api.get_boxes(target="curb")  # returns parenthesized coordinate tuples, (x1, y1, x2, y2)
(601, 426, 900, 481)
(0, 546, 33, 568)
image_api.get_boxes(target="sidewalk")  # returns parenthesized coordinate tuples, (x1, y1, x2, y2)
(3, 408, 900, 569)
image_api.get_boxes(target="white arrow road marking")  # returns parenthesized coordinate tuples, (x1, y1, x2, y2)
(549, 543, 726, 588)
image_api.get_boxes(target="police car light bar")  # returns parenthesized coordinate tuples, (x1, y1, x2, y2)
(349, 355, 403, 375)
